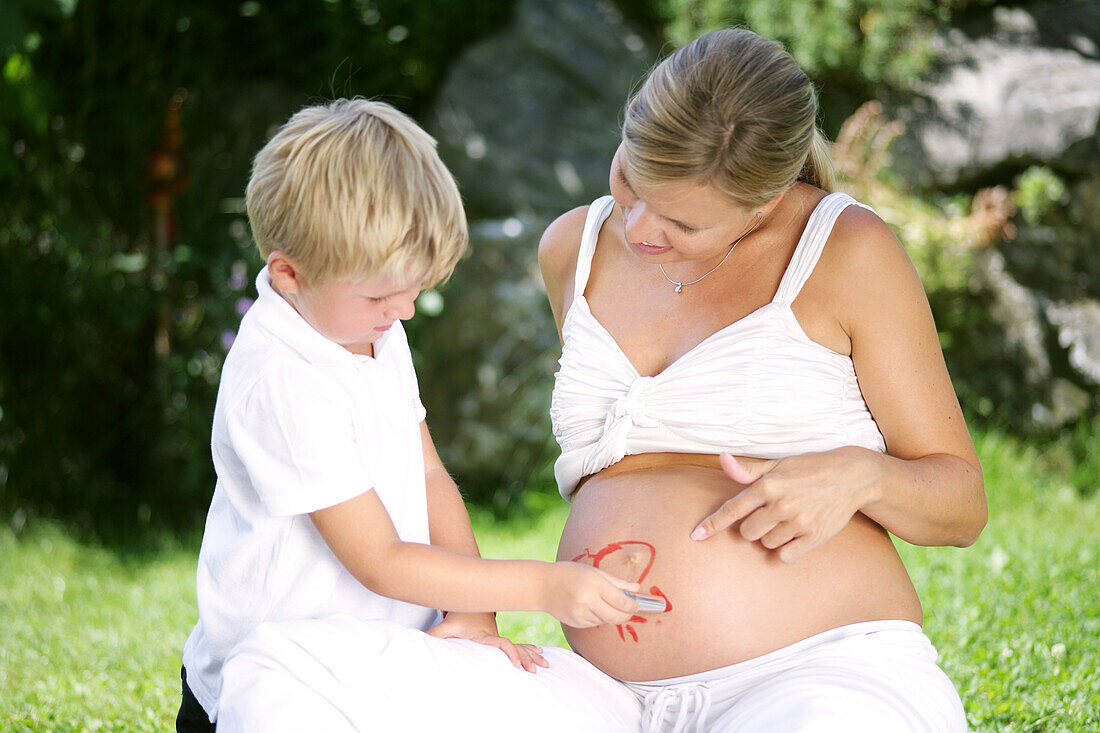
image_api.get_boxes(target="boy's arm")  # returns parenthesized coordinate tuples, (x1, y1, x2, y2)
(418, 422, 499, 638)
(229, 365, 637, 621)
(421, 422, 482, 559)
(309, 488, 639, 626)
(419, 422, 551, 673)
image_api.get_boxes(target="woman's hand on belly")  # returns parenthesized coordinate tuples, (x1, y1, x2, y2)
(691, 449, 885, 563)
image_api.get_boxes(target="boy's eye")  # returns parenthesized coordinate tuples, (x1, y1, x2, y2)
(366, 295, 387, 303)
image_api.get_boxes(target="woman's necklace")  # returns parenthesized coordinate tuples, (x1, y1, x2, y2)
(656, 212, 763, 293)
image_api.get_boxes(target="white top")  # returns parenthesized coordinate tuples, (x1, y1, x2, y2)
(551, 193, 887, 499)
(182, 268, 439, 719)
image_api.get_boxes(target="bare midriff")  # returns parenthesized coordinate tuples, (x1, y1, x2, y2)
(557, 452, 923, 682)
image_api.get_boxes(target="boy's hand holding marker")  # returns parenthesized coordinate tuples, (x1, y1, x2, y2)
(542, 561, 641, 628)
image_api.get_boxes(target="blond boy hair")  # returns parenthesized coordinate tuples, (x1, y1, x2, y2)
(246, 98, 467, 287)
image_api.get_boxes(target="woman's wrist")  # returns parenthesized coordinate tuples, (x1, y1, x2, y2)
(841, 444, 889, 512)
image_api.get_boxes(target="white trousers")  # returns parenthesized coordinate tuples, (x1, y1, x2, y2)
(623, 621, 968, 733)
(216, 615, 642, 733)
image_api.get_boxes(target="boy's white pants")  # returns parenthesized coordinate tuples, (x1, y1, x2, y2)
(216, 615, 642, 733)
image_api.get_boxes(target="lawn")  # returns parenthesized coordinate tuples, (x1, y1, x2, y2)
(1, 429, 1097, 732)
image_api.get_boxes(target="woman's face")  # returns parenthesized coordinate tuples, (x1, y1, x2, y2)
(608, 144, 757, 265)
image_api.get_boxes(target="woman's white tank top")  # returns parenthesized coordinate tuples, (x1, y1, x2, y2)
(550, 192, 887, 499)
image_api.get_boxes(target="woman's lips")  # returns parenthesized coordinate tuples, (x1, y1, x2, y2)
(633, 241, 672, 255)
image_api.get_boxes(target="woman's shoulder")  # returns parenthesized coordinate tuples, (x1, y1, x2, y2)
(810, 195, 931, 334)
(538, 204, 594, 325)
(538, 204, 590, 281)
(825, 198, 919, 285)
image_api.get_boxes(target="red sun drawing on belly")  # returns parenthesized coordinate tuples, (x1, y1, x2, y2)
(572, 540, 672, 642)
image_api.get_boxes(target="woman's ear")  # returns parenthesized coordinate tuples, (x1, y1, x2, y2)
(757, 188, 790, 223)
(267, 251, 305, 294)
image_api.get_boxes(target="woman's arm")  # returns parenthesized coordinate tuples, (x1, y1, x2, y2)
(836, 206, 985, 545)
(693, 207, 986, 560)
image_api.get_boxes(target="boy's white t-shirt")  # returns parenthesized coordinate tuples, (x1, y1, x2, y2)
(182, 268, 440, 721)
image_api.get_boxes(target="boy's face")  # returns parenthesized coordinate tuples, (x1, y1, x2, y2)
(272, 257, 422, 355)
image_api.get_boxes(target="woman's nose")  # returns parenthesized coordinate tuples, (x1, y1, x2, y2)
(622, 203, 658, 244)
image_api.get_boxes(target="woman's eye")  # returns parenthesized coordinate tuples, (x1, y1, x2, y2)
(611, 179, 635, 203)
(675, 221, 697, 234)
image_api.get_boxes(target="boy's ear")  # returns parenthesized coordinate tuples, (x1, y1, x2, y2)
(267, 251, 306, 294)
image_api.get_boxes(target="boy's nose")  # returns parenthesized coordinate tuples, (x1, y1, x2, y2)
(385, 291, 419, 321)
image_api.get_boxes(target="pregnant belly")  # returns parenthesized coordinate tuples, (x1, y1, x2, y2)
(557, 457, 922, 681)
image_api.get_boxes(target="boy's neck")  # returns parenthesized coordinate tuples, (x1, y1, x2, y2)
(270, 277, 376, 359)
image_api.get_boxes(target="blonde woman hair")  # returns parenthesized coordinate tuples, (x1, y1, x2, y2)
(622, 28, 835, 209)
(246, 98, 467, 288)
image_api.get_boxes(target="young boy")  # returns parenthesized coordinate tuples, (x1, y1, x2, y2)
(177, 99, 640, 731)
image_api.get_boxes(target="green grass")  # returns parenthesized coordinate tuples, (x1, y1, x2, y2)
(0, 529, 198, 731)
(900, 431, 1100, 732)
(2, 430, 1098, 731)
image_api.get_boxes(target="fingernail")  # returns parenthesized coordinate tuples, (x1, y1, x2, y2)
(690, 525, 707, 540)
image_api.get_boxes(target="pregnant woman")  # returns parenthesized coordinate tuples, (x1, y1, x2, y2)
(539, 28, 986, 732)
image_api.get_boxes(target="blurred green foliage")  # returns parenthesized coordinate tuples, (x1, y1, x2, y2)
(643, 0, 1006, 128)
(1014, 166, 1069, 225)
(0, 0, 514, 538)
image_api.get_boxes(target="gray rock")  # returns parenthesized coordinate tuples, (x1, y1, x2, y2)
(1045, 299, 1100, 386)
(413, 215, 561, 502)
(417, 0, 656, 497)
(972, 247, 1100, 429)
(892, 3, 1100, 189)
(1000, 221, 1096, 304)
(976, 248, 1052, 388)
(887, 3, 1100, 430)
(993, 168, 1100, 413)
(427, 0, 654, 218)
